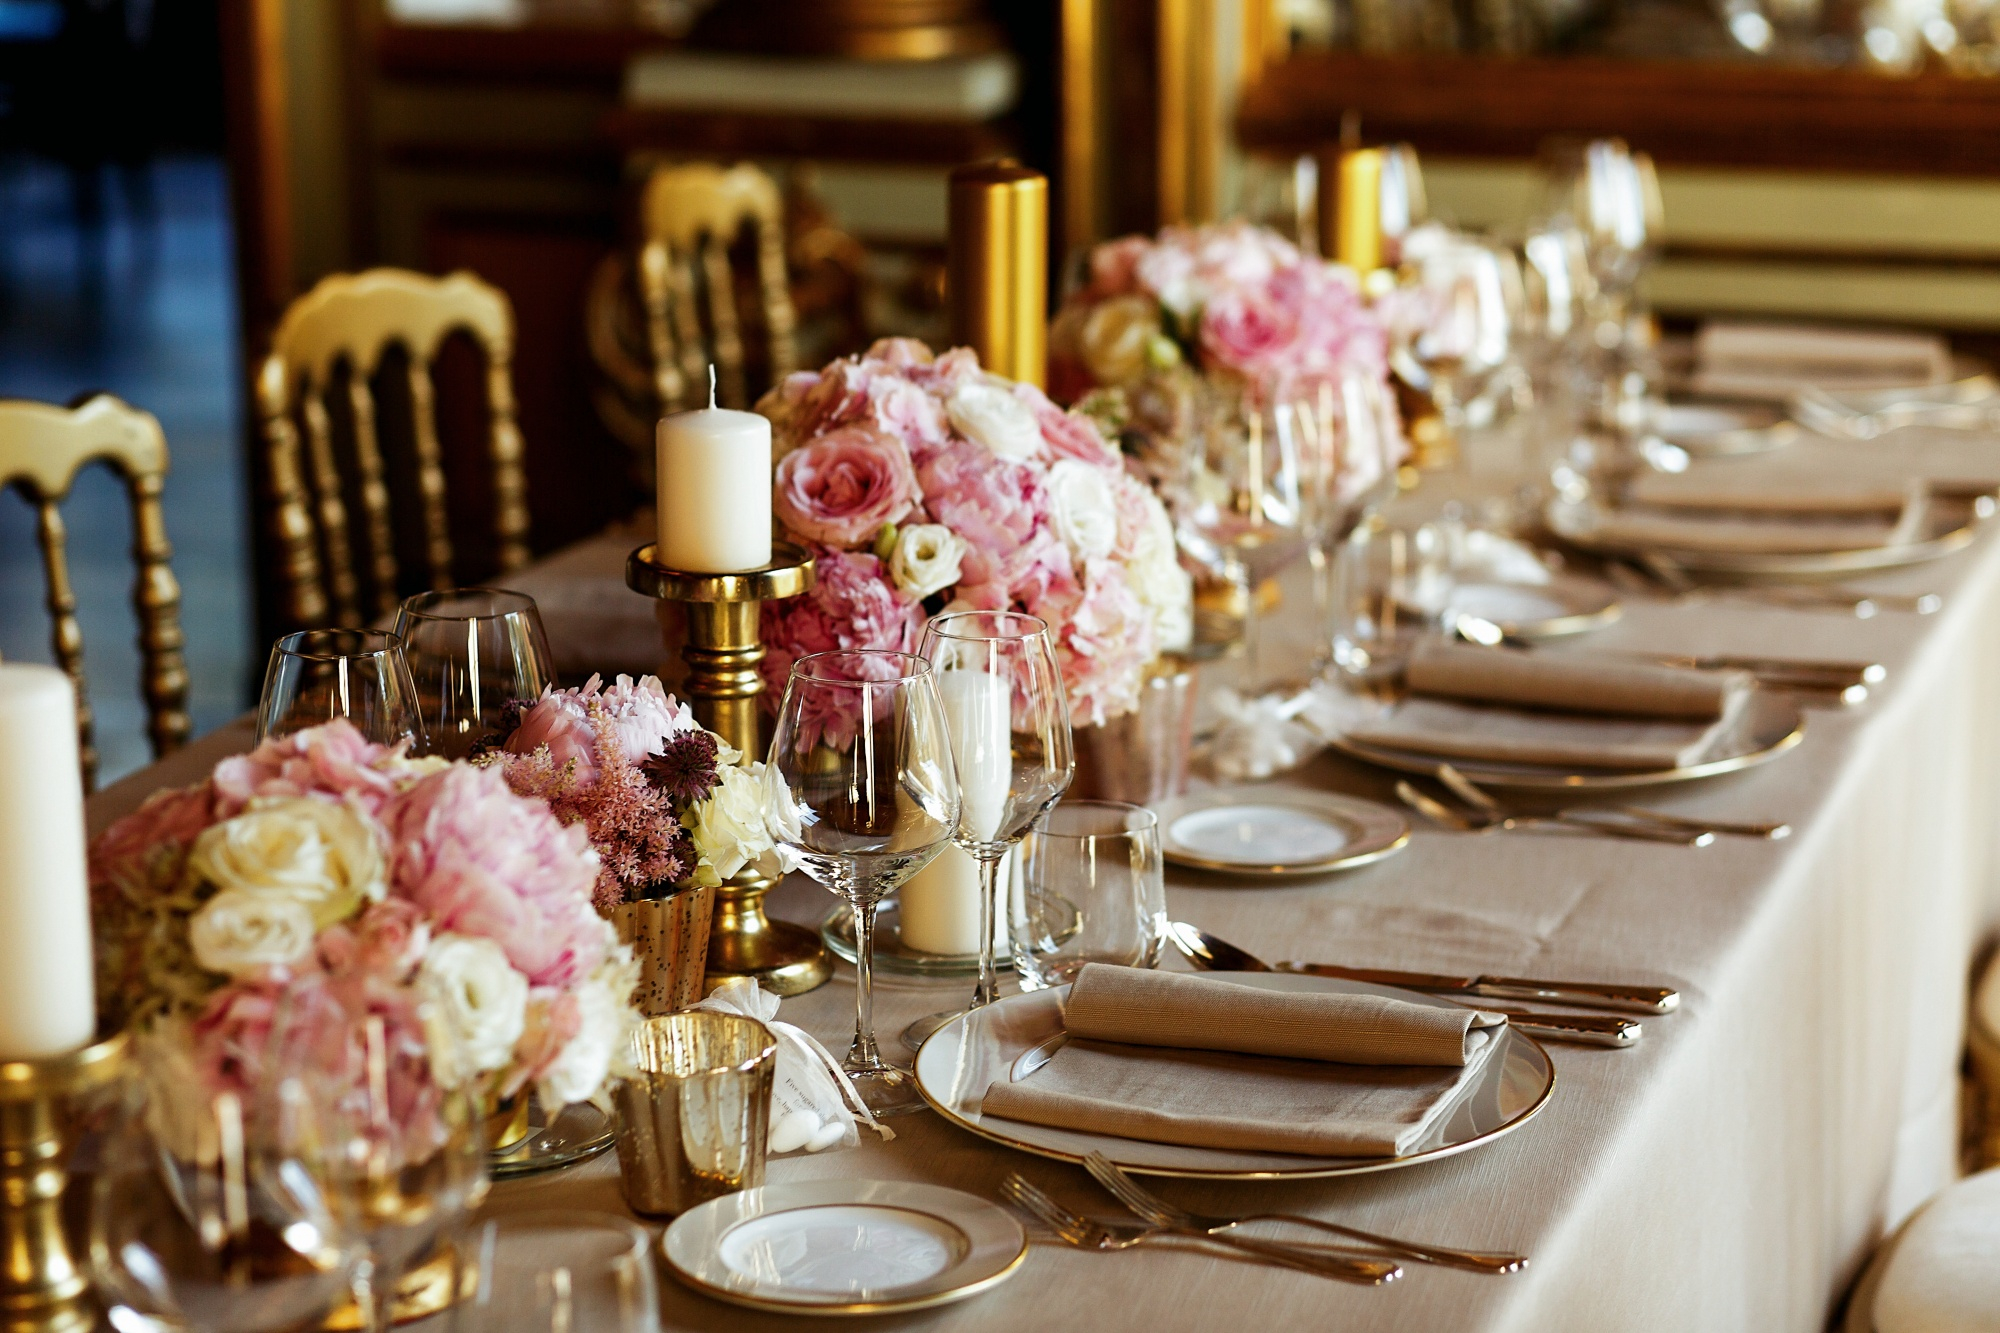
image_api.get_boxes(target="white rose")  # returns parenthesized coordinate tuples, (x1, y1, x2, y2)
(946, 382, 1043, 460)
(416, 935, 528, 1089)
(188, 888, 317, 977)
(888, 523, 967, 599)
(687, 761, 779, 887)
(1122, 479, 1194, 654)
(188, 797, 383, 928)
(1045, 460, 1120, 562)
(537, 953, 637, 1108)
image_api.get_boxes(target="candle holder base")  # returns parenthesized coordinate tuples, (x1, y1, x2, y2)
(627, 541, 831, 996)
(0, 1032, 129, 1333)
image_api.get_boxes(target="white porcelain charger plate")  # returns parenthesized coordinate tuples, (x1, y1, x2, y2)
(661, 1179, 1027, 1316)
(913, 974, 1555, 1179)
(1155, 787, 1409, 877)
(1328, 687, 1805, 791)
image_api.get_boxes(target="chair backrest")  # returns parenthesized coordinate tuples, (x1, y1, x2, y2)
(256, 267, 531, 629)
(0, 394, 189, 790)
(637, 162, 799, 413)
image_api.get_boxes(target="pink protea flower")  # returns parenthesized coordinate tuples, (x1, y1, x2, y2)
(383, 765, 606, 989)
(505, 688, 599, 787)
(774, 424, 920, 548)
(760, 546, 926, 698)
(211, 720, 403, 819)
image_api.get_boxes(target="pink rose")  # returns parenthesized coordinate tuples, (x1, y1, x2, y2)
(1086, 235, 1150, 300)
(506, 688, 599, 787)
(319, 898, 431, 982)
(212, 720, 402, 818)
(760, 546, 927, 698)
(1016, 383, 1120, 469)
(1199, 279, 1303, 387)
(383, 765, 606, 989)
(774, 425, 919, 548)
(860, 336, 935, 371)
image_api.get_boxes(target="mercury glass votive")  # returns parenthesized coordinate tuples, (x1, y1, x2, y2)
(611, 1013, 776, 1216)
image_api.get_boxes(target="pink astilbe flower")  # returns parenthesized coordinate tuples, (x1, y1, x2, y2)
(383, 765, 606, 988)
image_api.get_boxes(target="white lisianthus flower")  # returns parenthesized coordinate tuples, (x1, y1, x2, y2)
(188, 888, 318, 977)
(1120, 477, 1195, 655)
(188, 796, 384, 928)
(1045, 460, 1120, 562)
(888, 523, 968, 599)
(416, 935, 529, 1089)
(687, 761, 781, 886)
(537, 948, 639, 1108)
(946, 382, 1044, 460)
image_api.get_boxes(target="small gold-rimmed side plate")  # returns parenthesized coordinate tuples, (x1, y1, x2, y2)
(1156, 787, 1409, 878)
(1432, 572, 1621, 641)
(662, 1180, 1026, 1317)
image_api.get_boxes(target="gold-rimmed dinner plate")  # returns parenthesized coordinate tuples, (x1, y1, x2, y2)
(661, 1180, 1027, 1316)
(1328, 688, 1805, 791)
(1432, 572, 1622, 641)
(1155, 787, 1409, 877)
(1656, 398, 1799, 457)
(914, 975, 1554, 1180)
(1545, 490, 1991, 580)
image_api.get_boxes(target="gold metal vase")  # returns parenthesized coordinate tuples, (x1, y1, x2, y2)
(610, 884, 715, 1015)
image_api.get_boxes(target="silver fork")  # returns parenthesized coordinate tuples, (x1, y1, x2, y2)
(998, 1175, 1402, 1285)
(1435, 763, 1790, 840)
(1081, 1152, 1526, 1277)
(1396, 781, 1714, 847)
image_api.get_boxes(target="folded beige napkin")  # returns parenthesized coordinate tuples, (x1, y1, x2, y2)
(1691, 321, 1951, 398)
(1581, 477, 1929, 556)
(978, 968, 1506, 1158)
(1345, 642, 1755, 770)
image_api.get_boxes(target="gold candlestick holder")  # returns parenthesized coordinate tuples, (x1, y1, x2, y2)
(627, 540, 831, 996)
(1, 1031, 128, 1333)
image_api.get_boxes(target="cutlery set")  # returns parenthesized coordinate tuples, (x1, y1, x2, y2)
(1394, 761, 1789, 849)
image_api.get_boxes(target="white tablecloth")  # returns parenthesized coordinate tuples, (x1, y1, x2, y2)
(88, 428, 2000, 1332)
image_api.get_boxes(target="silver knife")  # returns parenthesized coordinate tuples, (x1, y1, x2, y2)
(1479, 1007, 1642, 1049)
(1272, 961, 1679, 1015)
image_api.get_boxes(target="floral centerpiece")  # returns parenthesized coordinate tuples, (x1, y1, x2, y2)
(89, 721, 641, 1160)
(755, 336, 1194, 728)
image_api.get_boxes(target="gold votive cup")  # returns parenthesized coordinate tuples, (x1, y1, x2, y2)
(611, 1013, 776, 1217)
(609, 885, 715, 1016)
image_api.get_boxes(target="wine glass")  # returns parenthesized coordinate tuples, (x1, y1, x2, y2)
(392, 588, 557, 759)
(1539, 138, 1660, 354)
(901, 612, 1074, 1049)
(765, 649, 960, 1115)
(451, 1212, 658, 1333)
(1292, 371, 1405, 676)
(256, 629, 423, 749)
(1391, 235, 1520, 458)
(88, 1039, 368, 1333)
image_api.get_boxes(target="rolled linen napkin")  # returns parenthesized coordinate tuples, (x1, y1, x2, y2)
(978, 967, 1508, 1158)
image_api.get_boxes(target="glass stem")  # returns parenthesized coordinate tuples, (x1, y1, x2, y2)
(1234, 557, 1262, 695)
(360, 1254, 401, 1333)
(848, 894, 880, 1071)
(973, 852, 1004, 1009)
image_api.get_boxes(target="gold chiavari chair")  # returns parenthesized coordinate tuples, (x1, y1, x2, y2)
(257, 267, 531, 629)
(0, 394, 189, 790)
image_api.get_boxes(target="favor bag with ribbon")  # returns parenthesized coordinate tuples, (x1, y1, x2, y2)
(693, 977, 894, 1153)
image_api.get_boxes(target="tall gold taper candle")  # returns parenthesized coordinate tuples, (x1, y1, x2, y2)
(1332, 147, 1386, 275)
(948, 161, 1048, 386)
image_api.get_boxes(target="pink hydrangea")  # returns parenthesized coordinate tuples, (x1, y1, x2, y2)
(383, 764, 606, 989)
(760, 546, 926, 696)
(774, 424, 920, 548)
(211, 720, 403, 818)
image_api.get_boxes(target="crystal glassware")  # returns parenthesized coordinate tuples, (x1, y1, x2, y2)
(451, 1212, 659, 1333)
(765, 649, 960, 1115)
(1011, 800, 1165, 990)
(88, 1039, 369, 1333)
(1391, 235, 1520, 461)
(392, 587, 557, 759)
(256, 628, 422, 749)
(900, 612, 1075, 1048)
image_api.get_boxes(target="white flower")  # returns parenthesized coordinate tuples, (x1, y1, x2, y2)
(687, 761, 782, 886)
(416, 935, 529, 1089)
(888, 523, 967, 599)
(946, 382, 1043, 459)
(1045, 460, 1120, 561)
(188, 797, 384, 928)
(537, 949, 638, 1108)
(188, 888, 317, 977)
(1119, 476, 1194, 655)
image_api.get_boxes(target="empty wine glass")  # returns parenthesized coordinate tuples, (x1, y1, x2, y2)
(89, 1038, 368, 1333)
(256, 629, 422, 748)
(1294, 370, 1404, 674)
(901, 612, 1074, 1049)
(1391, 235, 1520, 456)
(451, 1212, 658, 1333)
(1539, 138, 1661, 353)
(765, 649, 959, 1115)
(392, 588, 557, 759)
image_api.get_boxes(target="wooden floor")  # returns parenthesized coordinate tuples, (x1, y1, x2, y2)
(0, 153, 251, 783)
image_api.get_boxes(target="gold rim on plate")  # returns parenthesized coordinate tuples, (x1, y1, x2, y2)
(1419, 571, 1623, 641)
(661, 1180, 1027, 1315)
(914, 975, 1556, 1180)
(1155, 787, 1410, 877)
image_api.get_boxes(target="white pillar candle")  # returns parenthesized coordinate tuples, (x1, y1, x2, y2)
(0, 665, 96, 1057)
(656, 398, 772, 574)
(900, 668, 1009, 956)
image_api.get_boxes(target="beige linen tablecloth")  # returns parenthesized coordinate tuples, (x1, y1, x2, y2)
(89, 429, 2000, 1333)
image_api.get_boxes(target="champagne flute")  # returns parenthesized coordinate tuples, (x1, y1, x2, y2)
(392, 588, 557, 759)
(765, 649, 959, 1115)
(256, 629, 423, 749)
(901, 612, 1074, 1050)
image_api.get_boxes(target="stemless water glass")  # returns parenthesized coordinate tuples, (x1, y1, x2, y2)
(765, 650, 960, 1115)
(1011, 800, 1165, 990)
(256, 629, 422, 748)
(451, 1212, 659, 1333)
(393, 588, 557, 759)
(89, 1041, 368, 1333)
(902, 612, 1074, 1049)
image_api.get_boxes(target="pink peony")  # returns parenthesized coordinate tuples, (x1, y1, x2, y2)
(867, 376, 952, 465)
(1086, 235, 1151, 300)
(759, 546, 926, 697)
(1199, 278, 1304, 388)
(1058, 559, 1155, 727)
(918, 440, 1072, 611)
(774, 425, 919, 548)
(211, 720, 403, 819)
(506, 688, 599, 787)
(592, 674, 694, 764)
(383, 765, 606, 989)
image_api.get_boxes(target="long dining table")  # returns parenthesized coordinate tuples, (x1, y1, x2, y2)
(87, 424, 2000, 1332)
